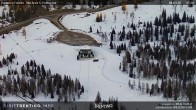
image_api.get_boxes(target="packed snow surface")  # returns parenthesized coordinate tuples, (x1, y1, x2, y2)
(1, 5, 196, 102)
(0, 18, 164, 102)
(0, 19, 164, 101)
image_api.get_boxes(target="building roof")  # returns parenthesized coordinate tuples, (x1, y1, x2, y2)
(80, 45, 91, 50)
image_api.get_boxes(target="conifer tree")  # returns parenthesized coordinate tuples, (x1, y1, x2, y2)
(146, 83, 149, 94)
(182, 11, 186, 22)
(100, 13, 102, 21)
(123, 43, 126, 50)
(154, 17, 158, 26)
(110, 41, 113, 49)
(125, 50, 131, 63)
(112, 28, 116, 35)
(21, 77, 27, 97)
(51, 89, 54, 98)
(122, 1, 127, 12)
(150, 84, 154, 96)
(155, 26, 159, 40)
(96, 14, 100, 22)
(95, 91, 101, 104)
(110, 33, 114, 41)
(167, 80, 173, 98)
(186, 83, 193, 102)
(2, 57, 7, 65)
(128, 80, 131, 88)
(81, 86, 84, 93)
(89, 26, 92, 32)
(134, 0, 138, 10)
(2, 34, 5, 39)
(2, 10, 5, 19)
(0, 97, 3, 110)
(0, 61, 2, 68)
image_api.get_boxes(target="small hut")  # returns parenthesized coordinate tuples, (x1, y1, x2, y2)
(77, 45, 94, 60)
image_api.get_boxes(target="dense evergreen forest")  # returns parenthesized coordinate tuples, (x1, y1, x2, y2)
(0, 53, 84, 102)
(105, 7, 196, 102)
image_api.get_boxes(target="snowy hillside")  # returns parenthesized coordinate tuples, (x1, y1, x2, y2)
(61, 5, 196, 42)
(1, 4, 196, 102)
(60, 4, 196, 102)
(0, 18, 167, 102)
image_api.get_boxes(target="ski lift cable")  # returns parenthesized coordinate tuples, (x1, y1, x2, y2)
(8, 35, 40, 64)
(0, 78, 49, 110)
(6, 35, 50, 110)
(0, 84, 47, 110)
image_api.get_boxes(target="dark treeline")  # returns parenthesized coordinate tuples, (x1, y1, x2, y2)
(0, 59, 84, 102)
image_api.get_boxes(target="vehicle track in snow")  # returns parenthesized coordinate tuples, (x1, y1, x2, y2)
(78, 60, 90, 100)
(101, 57, 128, 86)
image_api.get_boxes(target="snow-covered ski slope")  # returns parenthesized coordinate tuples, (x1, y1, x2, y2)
(0, 19, 164, 102)
(1, 5, 196, 102)
(0, 18, 164, 101)
(61, 5, 196, 42)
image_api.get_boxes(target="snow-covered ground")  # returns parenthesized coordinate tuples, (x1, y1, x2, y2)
(59, 5, 196, 101)
(1, 5, 196, 102)
(0, 19, 166, 102)
(60, 5, 196, 43)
